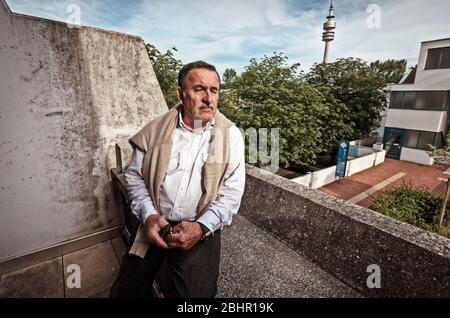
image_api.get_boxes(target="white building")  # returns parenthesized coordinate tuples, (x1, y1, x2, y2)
(383, 38, 450, 165)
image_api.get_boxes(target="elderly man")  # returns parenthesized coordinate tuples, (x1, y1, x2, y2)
(110, 61, 245, 298)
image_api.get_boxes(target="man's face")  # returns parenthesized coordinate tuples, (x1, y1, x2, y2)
(177, 68, 220, 129)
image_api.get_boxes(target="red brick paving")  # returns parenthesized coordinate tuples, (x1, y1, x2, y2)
(319, 159, 448, 208)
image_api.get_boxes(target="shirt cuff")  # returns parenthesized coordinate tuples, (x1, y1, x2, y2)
(197, 209, 222, 233)
(141, 202, 157, 225)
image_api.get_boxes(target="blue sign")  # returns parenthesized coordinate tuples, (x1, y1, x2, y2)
(336, 140, 349, 178)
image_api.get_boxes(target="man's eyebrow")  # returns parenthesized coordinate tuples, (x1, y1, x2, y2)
(193, 84, 219, 91)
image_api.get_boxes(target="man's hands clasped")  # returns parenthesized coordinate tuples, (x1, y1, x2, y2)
(145, 214, 203, 251)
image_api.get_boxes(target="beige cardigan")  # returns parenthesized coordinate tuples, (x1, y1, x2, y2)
(128, 104, 234, 258)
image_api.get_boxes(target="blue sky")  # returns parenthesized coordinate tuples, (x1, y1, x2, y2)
(5, 0, 450, 76)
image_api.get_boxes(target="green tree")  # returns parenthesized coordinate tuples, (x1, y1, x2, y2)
(220, 53, 345, 167)
(222, 68, 237, 88)
(145, 43, 183, 108)
(308, 83, 354, 157)
(306, 57, 407, 140)
(370, 59, 407, 84)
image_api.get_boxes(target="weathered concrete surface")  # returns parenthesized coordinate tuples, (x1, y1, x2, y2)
(240, 165, 450, 297)
(111, 237, 127, 265)
(0, 237, 125, 298)
(63, 241, 119, 298)
(0, 257, 64, 298)
(0, 1, 167, 261)
(218, 214, 360, 297)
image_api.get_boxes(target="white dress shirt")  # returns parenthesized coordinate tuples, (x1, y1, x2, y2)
(125, 110, 245, 232)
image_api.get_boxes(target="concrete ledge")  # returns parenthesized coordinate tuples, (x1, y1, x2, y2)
(241, 164, 450, 297)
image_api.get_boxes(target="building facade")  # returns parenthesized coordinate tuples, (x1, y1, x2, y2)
(383, 38, 450, 165)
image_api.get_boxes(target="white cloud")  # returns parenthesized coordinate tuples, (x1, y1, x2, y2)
(6, 0, 122, 29)
(331, 0, 450, 67)
(6, 0, 450, 75)
(120, 0, 308, 74)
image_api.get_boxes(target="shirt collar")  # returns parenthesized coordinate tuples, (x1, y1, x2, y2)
(178, 106, 215, 133)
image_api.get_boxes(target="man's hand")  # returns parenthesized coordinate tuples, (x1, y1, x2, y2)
(166, 221, 203, 251)
(145, 214, 171, 249)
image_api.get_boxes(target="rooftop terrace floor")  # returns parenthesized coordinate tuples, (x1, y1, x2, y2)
(0, 215, 360, 298)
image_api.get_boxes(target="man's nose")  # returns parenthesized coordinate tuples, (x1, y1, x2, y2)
(202, 91, 213, 105)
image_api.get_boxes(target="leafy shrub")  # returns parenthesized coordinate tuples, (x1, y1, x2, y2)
(369, 183, 449, 239)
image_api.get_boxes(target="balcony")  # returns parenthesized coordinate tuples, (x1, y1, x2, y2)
(2, 163, 450, 298)
(1, 0, 449, 298)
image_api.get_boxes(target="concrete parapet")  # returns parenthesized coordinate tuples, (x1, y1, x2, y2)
(241, 164, 450, 297)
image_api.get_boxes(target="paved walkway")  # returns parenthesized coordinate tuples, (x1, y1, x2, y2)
(320, 159, 448, 208)
(347, 172, 407, 204)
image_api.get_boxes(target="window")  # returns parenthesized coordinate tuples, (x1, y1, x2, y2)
(388, 91, 449, 111)
(402, 92, 416, 109)
(405, 130, 420, 148)
(400, 130, 440, 151)
(435, 132, 444, 148)
(425, 48, 441, 69)
(442, 47, 450, 68)
(389, 92, 403, 109)
(425, 47, 450, 69)
(415, 91, 447, 111)
(417, 131, 435, 150)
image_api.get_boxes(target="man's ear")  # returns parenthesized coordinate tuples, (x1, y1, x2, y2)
(176, 87, 184, 104)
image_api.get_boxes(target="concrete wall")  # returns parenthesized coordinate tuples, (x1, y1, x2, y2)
(291, 166, 338, 189)
(385, 109, 446, 133)
(310, 165, 338, 189)
(346, 153, 376, 177)
(292, 151, 386, 189)
(389, 39, 450, 91)
(415, 38, 450, 89)
(385, 39, 450, 144)
(374, 150, 385, 166)
(0, 2, 167, 261)
(241, 165, 450, 297)
(290, 173, 311, 187)
(400, 147, 434, 166)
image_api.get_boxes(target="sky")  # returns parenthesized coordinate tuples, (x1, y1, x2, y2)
(5, 0, 450, 76)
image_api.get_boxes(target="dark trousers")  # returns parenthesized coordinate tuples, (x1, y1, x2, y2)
(110, 231, 221, 298)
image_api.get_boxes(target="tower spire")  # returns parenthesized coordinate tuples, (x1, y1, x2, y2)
(322, 0, 336, 64)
